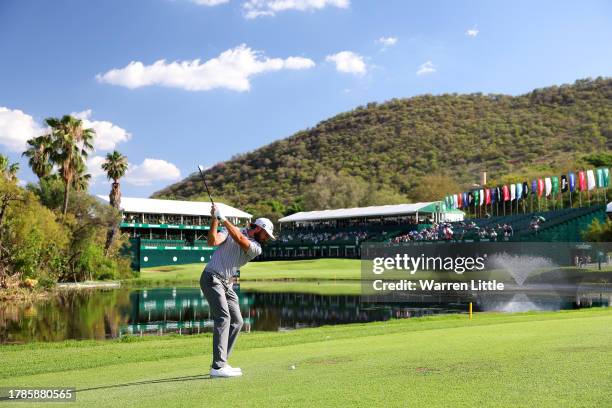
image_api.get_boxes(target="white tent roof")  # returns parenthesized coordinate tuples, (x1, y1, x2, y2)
(607, 201, 612, 213)
(96, 196, 252, 219)
(278, 202, 441, 223)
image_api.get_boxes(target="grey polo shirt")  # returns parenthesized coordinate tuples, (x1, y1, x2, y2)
(204, 231, 262, 279)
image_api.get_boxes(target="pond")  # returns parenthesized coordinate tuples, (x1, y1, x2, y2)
(1, 283, 609, 344)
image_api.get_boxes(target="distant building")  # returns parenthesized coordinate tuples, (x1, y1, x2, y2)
(97, 196, 252, 270)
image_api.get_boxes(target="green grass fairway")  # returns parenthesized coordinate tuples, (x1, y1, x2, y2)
(1, 309, 611, 407)
(240, 280, 361, 295)
(132, 259, 360, 285)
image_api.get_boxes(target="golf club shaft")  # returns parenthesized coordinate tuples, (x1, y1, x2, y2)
(197, 167, 215, 206)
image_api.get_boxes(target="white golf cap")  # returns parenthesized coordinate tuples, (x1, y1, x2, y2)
(253, 217, 275, 239)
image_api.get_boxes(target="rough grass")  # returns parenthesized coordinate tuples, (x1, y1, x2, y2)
(1, 308, 610, 407)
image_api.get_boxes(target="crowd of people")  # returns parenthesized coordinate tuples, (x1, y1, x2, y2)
(278, 230, 369, 245)
(277, 212, 551, 246)
(391, 221, 517, 243)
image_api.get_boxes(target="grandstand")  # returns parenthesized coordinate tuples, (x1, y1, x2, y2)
(263, 202, 463, 259)
(262, 199, 608, 260)
(97, 196, 252, 270)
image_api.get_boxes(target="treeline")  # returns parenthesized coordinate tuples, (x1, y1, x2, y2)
(0, 115, 132, 291)
(154, 77, 612, 221)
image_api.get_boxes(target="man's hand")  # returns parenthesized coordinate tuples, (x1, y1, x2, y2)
(214, 206, 227, 222)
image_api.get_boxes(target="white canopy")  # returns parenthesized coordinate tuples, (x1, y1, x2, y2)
(96, 196, 252, 219)
(607, 201, 612, 213)
(279, 202, 443, 223)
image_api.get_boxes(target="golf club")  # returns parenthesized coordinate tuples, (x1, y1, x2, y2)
(197, 164, 215, 206)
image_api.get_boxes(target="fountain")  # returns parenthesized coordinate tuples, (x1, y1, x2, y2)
(488, 253, 556, 286)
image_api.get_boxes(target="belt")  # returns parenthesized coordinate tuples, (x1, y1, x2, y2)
(205, 269, 231, 285)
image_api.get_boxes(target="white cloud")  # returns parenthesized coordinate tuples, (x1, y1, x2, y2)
(86, 155, 108, 183)
(124, 158, 181, 186)
(0, 107, 43, 152)
(72, 110, 131, 151)
(466, 27, 479, 37)
(243, 0, 349, 19)
(96, 45, 315, 92)
(326, 51, 366, 76)
(0, 106, 129, 154)
(377, 36, 398, 48)
(17, 179, 26, 187)
(416, 61, 436, 76)
(191, 0, 229, 5)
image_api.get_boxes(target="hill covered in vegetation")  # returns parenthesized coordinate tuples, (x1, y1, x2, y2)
(153, 77, 612, 219)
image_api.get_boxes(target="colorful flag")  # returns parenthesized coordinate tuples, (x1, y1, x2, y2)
(532, 179, 538, 195)
(516, 182, 523, 200)
(596, 168, 604, 188)
(569, 173, 576, 192)
(468, 191, 474, 206)
(463, 192, 468, 208)
(545, 177, 552, 197)
(458, 193, 463, 208)
(604, 168, 610, 187)
(537, 179, 544, 197)
(473, 190, 479, 207)
(522, 181, 529, 198)
(561, 175, 568, 192)
(586, 170, 596, 190)
(578, 171, 586, 191)
(551, 176, 559, 195)
(496, 186, 502, 202)
(510, 184, 516, 201)
(502, 185, 510, 201)
(485, 188, 491, 205)
(478, 189, 483, 206)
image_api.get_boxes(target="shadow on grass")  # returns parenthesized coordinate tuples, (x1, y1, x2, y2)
(77, 374, 212, 392)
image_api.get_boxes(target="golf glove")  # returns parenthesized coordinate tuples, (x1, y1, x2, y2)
(214, 207, 227, 222)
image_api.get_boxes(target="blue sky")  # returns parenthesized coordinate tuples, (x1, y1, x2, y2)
(1, 0, 611, 197)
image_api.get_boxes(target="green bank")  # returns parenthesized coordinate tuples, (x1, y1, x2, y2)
(129, 259, 362, 285)
(129, 258, 611, 287)
(1, 308, 610, 407)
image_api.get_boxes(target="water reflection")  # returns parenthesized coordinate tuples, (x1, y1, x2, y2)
(1, 285, 609, 344)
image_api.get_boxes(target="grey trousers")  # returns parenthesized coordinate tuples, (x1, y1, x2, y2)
(200, 271, 244, 369)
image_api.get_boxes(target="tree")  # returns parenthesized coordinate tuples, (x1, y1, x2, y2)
(72, 160, 92, 192)
(40, 115, 95, 215)
(582, 218, 612, 242)
(101, 150, 128, 254)
(303, 172, 368, 210)
(101, 150, 128, 208)
(410, 174, 461, 202)
(22, 135, 53, 179)
(0, 155, 20, 182)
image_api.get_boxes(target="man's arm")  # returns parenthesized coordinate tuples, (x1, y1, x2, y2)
(207, 207, 227, 246)
(213, 205, 251, 252)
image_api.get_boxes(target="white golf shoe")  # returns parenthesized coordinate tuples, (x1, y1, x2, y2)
(210, 365, 242, 378)
(226, 364, 242, 373)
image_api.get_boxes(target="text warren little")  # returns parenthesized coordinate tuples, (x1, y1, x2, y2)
(372, 280, 505, 291)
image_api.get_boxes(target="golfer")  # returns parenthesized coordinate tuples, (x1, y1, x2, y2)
(200, 204, 274, 378)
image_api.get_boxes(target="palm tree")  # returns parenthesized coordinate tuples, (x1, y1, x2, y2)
(102, 150, 128, 254)
(0, 155, 19, 182)
(72, 161, 91, 192)
(101, 150, 128, 209)
(43, 115, 95, 215)
(22, 135, 53, 179)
